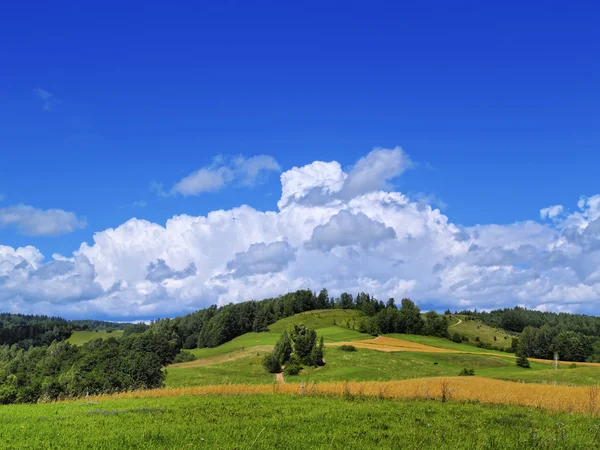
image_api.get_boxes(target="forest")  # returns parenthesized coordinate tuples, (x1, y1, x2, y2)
(462, 307, 600, 362)
(0, 329, 176, 404)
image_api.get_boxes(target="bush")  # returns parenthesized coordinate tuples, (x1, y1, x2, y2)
(459, 367, 475, 376)
(284, 355, 302, 376)
(516, 353, 530, 368)
(339, 345, 357, 352)
(262, 353, 281, 373)
(172, 351, 196, 364)
(452, 332, 461, 343)
(568, 363, 577, 369)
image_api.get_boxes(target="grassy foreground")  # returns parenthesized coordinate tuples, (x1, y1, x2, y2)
(1, 394, 599, 449)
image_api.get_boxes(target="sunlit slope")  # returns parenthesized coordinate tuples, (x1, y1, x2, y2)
(268, 309, 364, 333)
(447, 314, 515, 349)
(67, 330, 124, 345)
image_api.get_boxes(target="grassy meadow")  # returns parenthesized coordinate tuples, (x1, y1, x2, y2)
(267, 309, 364, 333)
(448, 315, 516, 349)
(67, 330, 124, 345)
(3, 393, 600, 449)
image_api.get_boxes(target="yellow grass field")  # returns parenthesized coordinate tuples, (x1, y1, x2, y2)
(329, 336, 600, 368)
(329, 336, 461, 353)
(87, 377, 600, 415)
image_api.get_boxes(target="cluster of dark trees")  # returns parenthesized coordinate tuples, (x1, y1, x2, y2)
(0, 314, 128, 350)
(0, 329, 177, 404)
(263, 325, 324, 375)
(69, 319, 128, 331)
(0, 314, 73, 349)
(462, 307, 600, 363)
(461, 307, 600, 336)
(513, 326, 600, 363)
(359, 299, 450, 338)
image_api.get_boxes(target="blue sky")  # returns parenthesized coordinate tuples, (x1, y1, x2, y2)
(1, 1, 599, 319)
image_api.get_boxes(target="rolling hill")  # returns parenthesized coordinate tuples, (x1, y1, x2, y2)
(166, 311, 600, 389)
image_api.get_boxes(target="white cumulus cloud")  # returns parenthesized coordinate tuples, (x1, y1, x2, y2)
(1, 147, 600, 319)
(0, 205, 86, 236)
(168, 154, 281, 196)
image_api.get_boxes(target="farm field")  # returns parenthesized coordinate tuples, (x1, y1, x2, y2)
(67, 330, 124, 345)
(3, 391, 600, 449)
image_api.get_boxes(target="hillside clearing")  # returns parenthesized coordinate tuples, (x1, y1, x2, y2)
(171, 346, 274, 368)
(267, 309, 364, 333)
(67, 330, 124, 345)
(447, 315, 515, 349)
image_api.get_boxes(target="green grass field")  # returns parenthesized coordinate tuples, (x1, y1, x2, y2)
(67, 330, 124, 345)
(447, 315, 515, 350)
(2, 394, 599, 449)
(170, 343, 600, 388)
(166, 354, 274, 388)
(267, 309, 364, 333)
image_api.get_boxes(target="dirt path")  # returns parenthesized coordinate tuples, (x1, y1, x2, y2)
(169, 346, 273, 368)
(449, 318, 462, 328)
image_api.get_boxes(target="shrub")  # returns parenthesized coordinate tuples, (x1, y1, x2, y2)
(284, 355, 302, 376)
(339, 345, 357, 352)
(452, 332, 462, 343)
(516, 353, 530, 368)
(569, 363, 577, 369)
(474, 336, 480, 342)
(262, 353, 281, 373)
(459, 367, 475, 376)
(172, 351, 196, 364)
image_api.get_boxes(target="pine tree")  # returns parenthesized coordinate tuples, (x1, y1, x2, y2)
(516, 351, 530, 368)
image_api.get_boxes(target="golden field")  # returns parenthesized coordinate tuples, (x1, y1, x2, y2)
(329, 336, 461, 353)
(87, 376, 600, 415)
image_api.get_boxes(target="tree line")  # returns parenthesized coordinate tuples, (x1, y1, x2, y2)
(0, 329, 177, 404)
(0, 313, 128, 350)
(461, 307, 600, 362)
(150, 289, 450, 351)
(358, 298, 450, 338)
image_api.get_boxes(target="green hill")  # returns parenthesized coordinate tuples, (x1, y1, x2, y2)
(167, 309, 600, 389)
(268, 309, 364, 333)
(447, 314, 515, 350)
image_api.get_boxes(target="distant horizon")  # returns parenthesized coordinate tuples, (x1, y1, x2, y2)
(1, 1, 599, 320)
